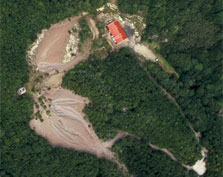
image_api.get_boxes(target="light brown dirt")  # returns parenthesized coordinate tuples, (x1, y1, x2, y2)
(30, 89, 115, 158)
(110, 0, 117, 5)
(134, 44, 156, 61)
(28, 13, 205, 176)
(35, 16, 80, 65)
(88, 18, 99, 40)
(29, 16, 130, 174)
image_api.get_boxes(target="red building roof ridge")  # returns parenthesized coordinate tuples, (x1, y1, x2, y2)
(107, 20, 127, 44)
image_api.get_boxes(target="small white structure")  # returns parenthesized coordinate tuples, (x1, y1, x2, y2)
(17, 87, 26, 95)
(96, 5, 105, 12)
(192, 148, 208, 175)
(155, 58, 159, 62)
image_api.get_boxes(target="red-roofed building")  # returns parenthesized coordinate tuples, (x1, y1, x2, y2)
(106, 20, 128, 44)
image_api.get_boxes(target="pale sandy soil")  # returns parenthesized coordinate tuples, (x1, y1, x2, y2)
(28, 12, 206, 176)
(149, 143, 207, 175)
(192, 148, 207, 175)
(35, 16, 80, 65)
(134, 44, 157, 61)
(29, 16, 129, 174)
(30, 89, 114, 158)
(88, 18, 99, 40)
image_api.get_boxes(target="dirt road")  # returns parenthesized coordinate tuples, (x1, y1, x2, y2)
(134, 44, 157, 61)
(28, 13, 206, 176)
(88, 18, 99, 40)
(28, 15, 130, 174)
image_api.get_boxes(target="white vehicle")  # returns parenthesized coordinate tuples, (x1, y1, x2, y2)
(155, 58, 159, 62)
(17, 87, 26, 95)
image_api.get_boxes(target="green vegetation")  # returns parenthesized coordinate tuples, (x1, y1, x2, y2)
(145, 60, 223, 176)
(1, 0, 222, 176)
(1, 0, 123, 176)
(92, 38, 107, 49)
(113, 137, 198, 177)
(118, 0, 223, 176)
(78, 18, 92, 50)
(147, 42, 179, 77)
(63, 48, 201, 165)
(117, 0, 149, 16)
(46, 110, 50, 116)
(91, 38, 111, 59)
(96, 21, 106, 36)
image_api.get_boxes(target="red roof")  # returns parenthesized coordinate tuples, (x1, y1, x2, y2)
(107, 21, 127, 44)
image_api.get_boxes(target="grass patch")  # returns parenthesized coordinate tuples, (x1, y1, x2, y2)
(147, 42, 179, 78)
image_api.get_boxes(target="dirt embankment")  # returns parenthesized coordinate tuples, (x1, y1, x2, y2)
(35, 17, 80, 65)
(28, 13, 206, 176)
(134, 44, 157, 61)
(30, 88, 114, 158)
(87, 18, 99, 40)
(28, 16, 130, 174)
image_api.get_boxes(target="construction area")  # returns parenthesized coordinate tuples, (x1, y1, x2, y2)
(26, 2, 206, 176)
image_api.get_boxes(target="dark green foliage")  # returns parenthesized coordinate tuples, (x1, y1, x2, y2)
(1, 0, 123, 176)
(92, 38, 107, 49)
(63, 48, 201, 165)
(96, 21, 106, 36)
(145, 61, 223, 177)
(141, 0, 222, 50)
(117, 0, 223, 176)
(113, 137, 198, 177)
(79, 18, 93, 44)
(117, 0, 149, 15)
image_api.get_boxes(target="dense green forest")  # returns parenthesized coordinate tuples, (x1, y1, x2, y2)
(112, 137, 198, 177)
(1, 0, 222, 176)
(0, 0, 124, 176)
(63, 48, 201, 165)
(78, 17, 92, 50)
(118, 0, 222, 176)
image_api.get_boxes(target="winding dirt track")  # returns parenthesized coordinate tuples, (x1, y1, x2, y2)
(88, 18, 99, 40)
(29, 16, 129, 173)
(28, 14, 206, 176)
(30, 89, 114, 158)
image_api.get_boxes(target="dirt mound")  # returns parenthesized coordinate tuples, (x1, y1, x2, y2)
(29, 16, 129, 173)
(35, 17, 80, 65)
(134, 44, 156, 61)
(30, 89, 114, 158)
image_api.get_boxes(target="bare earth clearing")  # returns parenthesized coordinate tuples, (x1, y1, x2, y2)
(29, 16, 128, 173)
(134, 44, 156, 61)
(35, 17, 79, 64)
(88, 17, 99, 40)
(28, 6, 206, 175)
(31, 88, 114, 158)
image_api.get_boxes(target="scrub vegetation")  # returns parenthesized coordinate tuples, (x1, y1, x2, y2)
(118, 0, 223, 176)
(112, 137, 198, 177)
(78, 18, 93, 51)
(63, 48, 201, 165)
(1, 0, 123, 177)
(1, 0, 222, 176)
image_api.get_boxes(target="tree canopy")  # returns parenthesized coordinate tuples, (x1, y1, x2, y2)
(63, 48, 202, 165)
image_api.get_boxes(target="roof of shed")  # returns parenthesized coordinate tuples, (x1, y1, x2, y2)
(107, 20, 127, 44)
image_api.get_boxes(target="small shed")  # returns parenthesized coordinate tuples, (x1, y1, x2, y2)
(106, 20, 128, 44)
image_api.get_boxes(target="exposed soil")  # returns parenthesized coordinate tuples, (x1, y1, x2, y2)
(110, 0, 117, 5)
(134, 44, 157, 61)
(30, 88, 114, 158)
(88, 18, 99, 40)
(35, 17, 80, 65)
(28, 16, 130, 174)
(28, 9, 206, 176)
